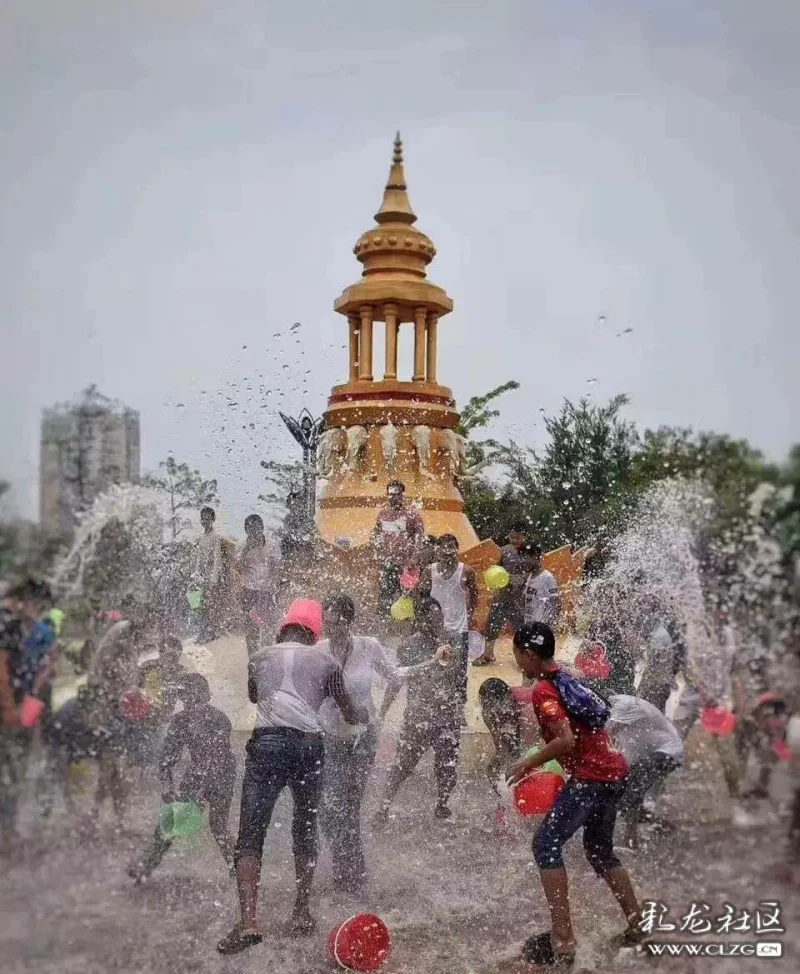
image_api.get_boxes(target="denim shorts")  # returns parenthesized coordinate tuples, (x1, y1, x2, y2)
(534, 777, 625, 874)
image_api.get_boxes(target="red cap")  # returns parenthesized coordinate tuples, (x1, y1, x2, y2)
(278, 599, 323, 642)
(574, 641, 612, 680)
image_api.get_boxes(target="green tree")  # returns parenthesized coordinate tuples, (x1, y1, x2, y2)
(142, 456, 218, 540)
(762, 444, 800, 585)
(257, 458, 310, 534)
(455, 381, 527, 541)
(634, 427, 777, 509)
(456, 381, 519, 440)
(485, 394, 640, 548)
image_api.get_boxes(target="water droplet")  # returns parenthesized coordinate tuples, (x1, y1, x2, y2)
(616, 328, 633, 337)
(273, 332, 281, 338)
(562, 482, 572, 489)
(176, 402, 185, 407)
(586, 378, 598, 385)
(290, 322, 301, 332)
(242, 344, 248, 349)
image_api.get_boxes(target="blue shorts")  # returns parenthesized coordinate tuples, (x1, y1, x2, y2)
(534, 777, 625, 875)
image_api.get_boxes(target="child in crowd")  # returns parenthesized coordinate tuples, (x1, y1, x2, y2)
(738, 692, 791, 798)
(129, 673, 236, 881)
(506, 623, 642, 967)
(131, 635, 187, 766)
(478, 678, 524, 792)
(378, 598, 465, 820)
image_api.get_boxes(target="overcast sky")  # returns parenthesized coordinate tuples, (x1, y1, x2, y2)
(2, 0, 798, 535)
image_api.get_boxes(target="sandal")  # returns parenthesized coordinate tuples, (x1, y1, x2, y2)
(621, 923, 651, 947)
(521, 932, 575, 967)
(216, 926, 263, 955)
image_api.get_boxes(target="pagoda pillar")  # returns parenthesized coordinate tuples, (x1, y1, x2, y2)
(358, 305, 374, 381)
(348, 314, 359, 381)
(383, 303, 399, 380)
(426, 312, 438, 383)
(413, 306, 427, 382)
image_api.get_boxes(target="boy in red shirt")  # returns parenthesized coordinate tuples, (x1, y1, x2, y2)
(506, 622, 643, 967)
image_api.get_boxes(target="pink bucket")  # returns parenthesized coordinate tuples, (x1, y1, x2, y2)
(20, 695, 45, 728)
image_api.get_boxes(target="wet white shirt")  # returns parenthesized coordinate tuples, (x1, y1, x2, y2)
(523, 570, 560, 625)
(607, 693, 683, 765)
(317, 636, 433, 739)
(250, 641, 347, 733)
(316, 636, 394, 738)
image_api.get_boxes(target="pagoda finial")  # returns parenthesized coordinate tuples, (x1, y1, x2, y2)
(375, 132, 416, 225)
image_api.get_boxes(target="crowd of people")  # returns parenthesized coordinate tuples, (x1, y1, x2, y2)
(1, 487, 798, 967)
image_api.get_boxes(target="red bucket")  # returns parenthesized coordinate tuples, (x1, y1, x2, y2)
(700, 705, 737, 736)
(400, 566, 420, 592)
(327, 913, 391, 972)
(20, 695, 45, 728)
(773, 738, 791, 762)
(120, 690, 151, 721)
(513, 772, 564, 817)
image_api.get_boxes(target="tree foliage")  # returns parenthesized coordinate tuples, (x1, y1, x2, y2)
(142, 456, 218, 539)
(458, 384, 797, 577)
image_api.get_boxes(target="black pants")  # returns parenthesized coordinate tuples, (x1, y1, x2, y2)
(0, 728, 32, 831)
(134, 755, 237, 876)
(390, 711, 461, 807)
(445, 631, 470, 704)
(378, 563, 402, 615)
(320, 725, 378, 888)
(235, 730, 324, 878)
(617, 753, 680, 817)
(485, 593, 523, 641)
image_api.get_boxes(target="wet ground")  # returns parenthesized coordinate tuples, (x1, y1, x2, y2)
(3, 632, 799, 973)
(2, 726, 799, 974)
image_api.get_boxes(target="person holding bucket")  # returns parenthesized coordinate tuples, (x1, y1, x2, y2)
(218, 599, 370, 955)
(128, 674, 236, 881)
(0, 578, 55, 854)
(506, 623, 644, 967)
(317, 592, 451, 893)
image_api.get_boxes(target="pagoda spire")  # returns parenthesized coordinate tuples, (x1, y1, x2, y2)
(374, 132, 417, 225)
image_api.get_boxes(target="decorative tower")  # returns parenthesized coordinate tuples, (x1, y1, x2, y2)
(316, 135, 479, 550)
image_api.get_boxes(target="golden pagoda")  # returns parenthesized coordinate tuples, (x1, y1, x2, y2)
(316, 134, 479, 550)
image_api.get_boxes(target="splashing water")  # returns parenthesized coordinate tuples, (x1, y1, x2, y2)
(51, 484, 177, 601)
(585, 477, 793, 699)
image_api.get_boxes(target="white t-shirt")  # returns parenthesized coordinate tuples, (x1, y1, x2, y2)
(523, 570, 560, 625)
(249, 642, 346, 734)
(317, 636, 432, 739)
(237, 541, 277, 592)
(317, 636, 396, 738)
(607, 693, 683, 765)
